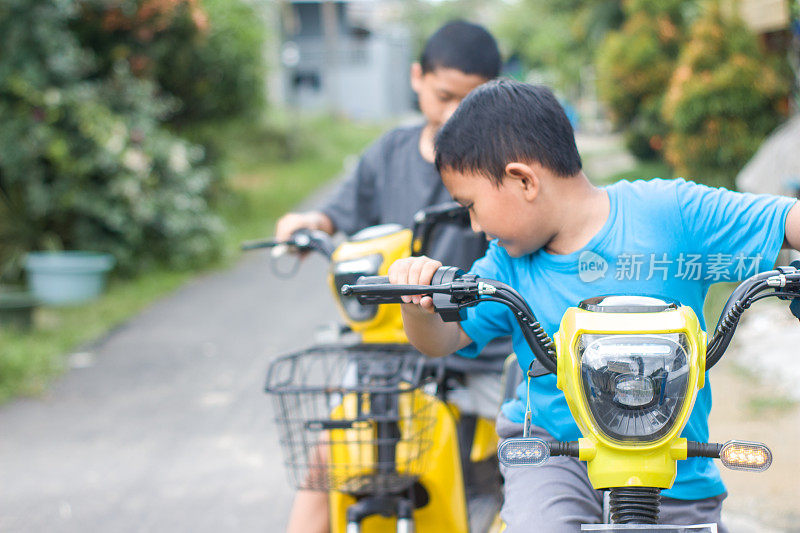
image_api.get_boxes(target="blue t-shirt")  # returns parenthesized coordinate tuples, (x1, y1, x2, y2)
(458, 178, 795, 500)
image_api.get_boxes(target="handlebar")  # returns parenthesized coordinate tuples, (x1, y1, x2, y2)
(241, 228, 335, 259)
(343, 275, 457, 304)
(342, 267, 559, 374)
(343, 265, 800, 375)
(244, 200, 473, 262)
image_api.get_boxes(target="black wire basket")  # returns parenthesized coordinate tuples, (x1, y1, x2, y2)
(265, 344, 438, 495)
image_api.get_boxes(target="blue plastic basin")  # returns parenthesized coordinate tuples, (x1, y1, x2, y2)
(25, 252, 115, 305)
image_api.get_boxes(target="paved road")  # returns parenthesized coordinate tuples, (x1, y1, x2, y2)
(0, 251, 337, 532)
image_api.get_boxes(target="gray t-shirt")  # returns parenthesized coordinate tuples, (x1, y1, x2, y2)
(318, 124, 487, 271)
(319, 124, 510, 363)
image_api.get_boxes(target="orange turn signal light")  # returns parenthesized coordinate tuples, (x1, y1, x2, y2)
(719, 440, 772, 472)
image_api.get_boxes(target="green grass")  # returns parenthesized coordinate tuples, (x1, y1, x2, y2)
(218, 114, 385, 248)
(0, 113, 383, 403)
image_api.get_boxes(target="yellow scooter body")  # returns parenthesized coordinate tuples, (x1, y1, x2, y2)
(328, 228, 412, 344)
(328, 390, 470, 533)
(323, 224, 499, 530)
(554, 304, 706, 490)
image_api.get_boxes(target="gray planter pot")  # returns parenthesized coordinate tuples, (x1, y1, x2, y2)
(25, 251, 115, 306)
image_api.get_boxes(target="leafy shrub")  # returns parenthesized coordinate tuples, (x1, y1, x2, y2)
(495, 0, 625, 93)
(0, 0, 224, 279)
(623, 96, 668, 160)
(73, 0, 267, 127)
(596, 0, 690, 159)
(662, 4, 789, 189)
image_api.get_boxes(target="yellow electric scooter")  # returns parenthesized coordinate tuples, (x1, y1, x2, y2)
(245, 203, 503, 532)
(343, 264, 796, 531)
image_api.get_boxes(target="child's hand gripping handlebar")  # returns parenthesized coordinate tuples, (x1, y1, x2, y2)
(341, 266, 481, 321)
(341, 266, 559, 374)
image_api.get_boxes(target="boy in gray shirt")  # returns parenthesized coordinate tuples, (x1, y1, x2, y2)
(275, 21, 499, 271)
(279, 21, 503, 533)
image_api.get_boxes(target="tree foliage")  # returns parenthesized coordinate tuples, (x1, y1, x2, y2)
(495, 0, 624, 92)
(662, 4, 789, 189)
(595, 0, 693, 159)
(73, 0, 267, 127)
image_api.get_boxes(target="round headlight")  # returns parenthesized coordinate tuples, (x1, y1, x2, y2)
(614, 374, 655, 408)
(578, 333, 691, 443)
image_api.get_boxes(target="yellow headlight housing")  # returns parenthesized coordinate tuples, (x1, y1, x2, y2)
(554, 296, 707, 489)
(328, 225, 412, 343)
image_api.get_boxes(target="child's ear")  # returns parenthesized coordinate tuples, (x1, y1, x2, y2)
(410, 63, 423, 94)
(504, 162, 540, 201)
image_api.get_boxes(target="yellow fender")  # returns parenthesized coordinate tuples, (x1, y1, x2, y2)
(329, 390, 469, 533)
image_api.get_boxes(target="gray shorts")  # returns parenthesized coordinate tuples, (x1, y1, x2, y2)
(496, 412, 728, 533)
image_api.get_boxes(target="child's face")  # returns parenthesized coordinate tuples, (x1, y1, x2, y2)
(410, 64, 488, 131)
(442, 167, 550, 258)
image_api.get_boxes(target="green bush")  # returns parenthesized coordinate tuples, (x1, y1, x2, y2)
(0, 0, 224, 279)
(596, 0, 690, 159)
(73, 0, 267, 127)
(623, 96, 668, 160)
(495, 0, 625, 93)
(662, 4, 789, 189)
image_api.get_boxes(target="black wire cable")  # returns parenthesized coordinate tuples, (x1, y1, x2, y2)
(484, 280, 557, 353)
(708, 279, 768, 346)
(710, 274, 772, 337)
(706, 276, 798, 369)
(458, 289, 558, 374)
(750, 291, 800, 303)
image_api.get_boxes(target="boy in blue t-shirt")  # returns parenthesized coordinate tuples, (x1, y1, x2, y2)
(389, 79, 800, 531)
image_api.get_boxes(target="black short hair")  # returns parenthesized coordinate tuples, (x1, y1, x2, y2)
(435, 79, 582, 184)
(420, 20, 501, 79)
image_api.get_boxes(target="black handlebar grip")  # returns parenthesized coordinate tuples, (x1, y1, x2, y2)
(344, 276, 404, 304)
(342, 276, 434, 305)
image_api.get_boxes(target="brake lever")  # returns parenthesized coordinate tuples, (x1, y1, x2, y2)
(241, 238, 282, 251)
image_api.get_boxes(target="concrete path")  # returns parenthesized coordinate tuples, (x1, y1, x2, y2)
(0, 251, 338, 532)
